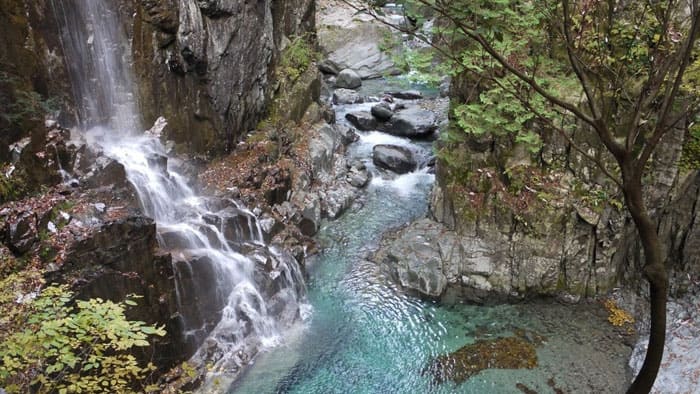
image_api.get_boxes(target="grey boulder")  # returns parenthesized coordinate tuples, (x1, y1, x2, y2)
(345, 111, 379, 131)
(371, 102, 393, 121)
(335, 69, 362, 89)
(372, 144, 417, 174)
(382, 106, 437, 139)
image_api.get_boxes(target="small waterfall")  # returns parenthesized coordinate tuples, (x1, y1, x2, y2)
(53, 0, 306, 371)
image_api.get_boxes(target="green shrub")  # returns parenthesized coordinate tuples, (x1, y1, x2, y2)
(278, 35, 315, 82)
(0, 71, 58, 127)
(0, 276, 165, 393)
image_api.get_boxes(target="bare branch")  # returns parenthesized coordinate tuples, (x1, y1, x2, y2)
(562, 0, 601, 121)
(637, 2, 700, 171)
(495, 77, 623, 187)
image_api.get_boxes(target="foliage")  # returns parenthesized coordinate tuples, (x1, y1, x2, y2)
(0, 71, 58, 127)
(680, 121, 700, 170)
(278, 35, 316, 82)
(0, 276, 165, 394)
(0, 165, 30, 204)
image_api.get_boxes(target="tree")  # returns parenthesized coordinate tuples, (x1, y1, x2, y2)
(349, 0, 700, 391)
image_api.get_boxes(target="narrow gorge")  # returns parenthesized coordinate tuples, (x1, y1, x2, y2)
(1, 1, 699, 393)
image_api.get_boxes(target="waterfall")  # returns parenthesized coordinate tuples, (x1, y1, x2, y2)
(52, 0, 306, 371)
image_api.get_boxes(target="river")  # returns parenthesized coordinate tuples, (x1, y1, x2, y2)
(218, 82, 632, 394)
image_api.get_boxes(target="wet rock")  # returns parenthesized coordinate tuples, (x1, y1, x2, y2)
(426, 336, 538, 384)
(158, 226, 197, 250)
(382, 106, 437, 139)
(3, 212, 38, 255)
(297, 192, 321, 236)
(345, 111, 378, 131)
(309, 124, 343, 175)
(386, 90, 423, 100)
(219, 207, 260, 243)
(171, 252, 225, 338)
(321, 185, 354, 219)
(334, 124, 360, 145)
(347, 161, 370, 188)
(371, 102, 393, 121)
(335, 68, 362, 89)
(332, 88, 364, 105)
(81, 157, 129, 189)
(258, 215, 284, 241)
(372, 144, 417, 174)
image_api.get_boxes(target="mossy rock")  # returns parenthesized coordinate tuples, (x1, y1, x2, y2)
(426, 336, 538, 384)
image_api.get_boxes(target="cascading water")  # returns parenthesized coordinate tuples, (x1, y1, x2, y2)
(52, 0, 306, 372)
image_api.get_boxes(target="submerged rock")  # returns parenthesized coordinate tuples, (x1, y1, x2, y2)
(426, 336, 538, 384)
(372, 144, 417, 174)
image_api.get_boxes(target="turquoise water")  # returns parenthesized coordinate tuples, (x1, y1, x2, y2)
(213, 93, 631, 394)
(221, 174, 630, 394)
(215, 95, 630, 394)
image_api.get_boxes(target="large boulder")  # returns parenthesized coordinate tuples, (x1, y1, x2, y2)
(345, 111, 379, 131)
(371, 102, 393, 121)
(335, 69, 362, 89)
(372, 144, 417, 174)
(316, 13, 401, 79)
(382, 106, 437, 138)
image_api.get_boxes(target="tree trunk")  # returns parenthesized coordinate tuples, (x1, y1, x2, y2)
(624, 178, 669, 394)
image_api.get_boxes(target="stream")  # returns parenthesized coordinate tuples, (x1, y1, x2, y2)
(216, 83, 632, 394)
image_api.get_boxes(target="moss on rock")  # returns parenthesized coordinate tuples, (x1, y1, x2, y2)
(426, 336, 538, 384)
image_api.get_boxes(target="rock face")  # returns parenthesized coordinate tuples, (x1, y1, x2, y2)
(0, 0, 73, 163)
(403, 105, 700, 303)
(372, 144, 417, 174)
(1, 0, 316, 156)
(316, 1, 401, 79)
(130, 0, 316, 154)
(52, 216, 187, 368)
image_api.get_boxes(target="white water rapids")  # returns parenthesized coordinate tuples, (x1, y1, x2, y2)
(52, 0, 306, 372)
